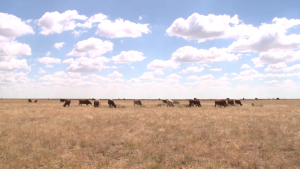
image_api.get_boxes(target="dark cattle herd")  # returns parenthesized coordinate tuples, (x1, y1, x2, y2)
(26, 97, 284, 108)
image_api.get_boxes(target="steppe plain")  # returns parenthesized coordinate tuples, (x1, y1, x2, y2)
(1, 99, 300, 168)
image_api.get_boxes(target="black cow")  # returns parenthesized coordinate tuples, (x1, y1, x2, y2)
(63, 99, 71, 107)
(188, 100, 201, 107)
(34, 100, 38, 103)
(60, 99, 66, 102)
(133, 100, 142, 106)
(108, 99, 116, 108)
(79, 99, 92, 105)
(28, 99, 32, 103)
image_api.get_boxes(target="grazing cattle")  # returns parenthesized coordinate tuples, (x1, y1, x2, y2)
(167, 99, 174, 107)
(79, 99, 92, 106)
(227, 99, 235, 106)
(162, 99, 168, 104)
(235, 100, 243, 106)
(215, 99, 228, 107)
(243, 98, 245, 100)
(34, 100, 38, 103)
(188, 99, 201, 107)
(63, 99, 71, 107)
(60, 99, 66, 102)
(94, 99, 100, 107)
(276, 98, 280, 100)
(108, 99, 116, 108)
(28, 99, 32, 103)
(133, 100, 142, 106)
(255, 98, 258, 100)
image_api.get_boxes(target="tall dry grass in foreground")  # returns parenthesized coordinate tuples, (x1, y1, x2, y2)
(0, 99, 300, 168)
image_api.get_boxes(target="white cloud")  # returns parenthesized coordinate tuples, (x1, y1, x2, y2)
(0, 12, 34, 41)
(153, 70, 164, 75)
(54, 42, 65, 49)
(285, 64, 300, 72)
(72, 30, 87, 37)
(265, 62, 287, 72)
(39, 68, 46, 74)
(127, 78, 140, 83)
(167, 74, 181, 79)
(63, 56, 109, 72)
(0, 59, 30, 71)
(96, 19, 150, 38)
(241, 64, 251, 69)
(166, 13, 255, 42)
(139, 72, 155, 80)
(209, 68, 222, 71)
(171, 46, 239, 63)
(112, 50, 146, 64)
(229, 17, 300, 52)
(67, 37, 113, 58)
(0, 41, 31, 61)
(232, 69, 262, 81)
(186, 74, 214, 80)
(252, 50, 300, 67)
(37, 57, 61, 67)
(131, 66, 135, 69)
(180, 66, 204, 73)
(265, 80, 279, 83)
(108, 71, 123, 77)
(87, 13, 108, 23)
(147, 59, 179, 70)
(138, 16, 142, 20)
(38, 10, 87, 35)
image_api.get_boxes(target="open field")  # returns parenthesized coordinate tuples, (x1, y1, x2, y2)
(1, 99, 300, 168)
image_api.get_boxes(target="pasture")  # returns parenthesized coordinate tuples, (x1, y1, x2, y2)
(1, 99, 300, 168)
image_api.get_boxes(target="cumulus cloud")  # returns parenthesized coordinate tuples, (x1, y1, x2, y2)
(241, 64, 251, 69)
(265, 80, 279, 83)
(180, 66, 204, 73)
(38, 10, 87, 35)
(265, 62, 287, 72)
(67, 37, 113, 58)
(0, 59, 30, 71)
(0, 12, 34, 41)
(138, 16, 142, 20)
(63, 56, 109, 72)
(252, 50, 300, 67)
(112, 51, 146, 64)
(0, 41, 31, 61)
(232, 69, 262, 81)
(209, 68, 222, 71)
(139, 70, 164, 80)
(37, 57, 61, 67)
(96, 19, 150, 38)
(167, 74, 181, 79)
(147, 59, 179, 70)
(54, 42, 65, 49)
(39, 68, 46, 74)
(229, 17, 300, 52)
(285, 64, 300, 72)
(171, 46, 239, 63)
(186, 74, 214, 80)
(108, 71, 123, 77)
(166, 13, 255, 42)
(153, 70, 164, 75)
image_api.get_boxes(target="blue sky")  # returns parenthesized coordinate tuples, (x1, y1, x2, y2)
(1, 0, 300, 99)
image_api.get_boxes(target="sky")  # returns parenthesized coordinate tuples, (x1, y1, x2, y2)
(1, 0, 300, 99)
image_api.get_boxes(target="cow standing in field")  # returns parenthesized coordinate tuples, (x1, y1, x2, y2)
(79, 99, 92, 106)
(94, 99, 100, 107)
(34, 100, 38, 103)
(108, 99, 116, 108)
(60, 99, 66, 102)
(227, 99, 234, 106)
(235, 100, 243, 106)
(133, 100, 142, 106)
(167, 99, 174, 107)
(28, 99, 32, 103)
(188, 99, 201, 107)
(215, 100, 228, 107)
(162, 99, 167, 104)
(63, 99, 71, 107)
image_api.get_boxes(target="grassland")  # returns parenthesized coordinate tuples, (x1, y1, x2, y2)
(0, 99, 300, 168)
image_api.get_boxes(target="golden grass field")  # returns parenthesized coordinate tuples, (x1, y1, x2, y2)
(1, 99, 300, 168)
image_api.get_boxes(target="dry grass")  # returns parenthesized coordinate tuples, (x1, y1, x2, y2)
(1, 99, 300, 168)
